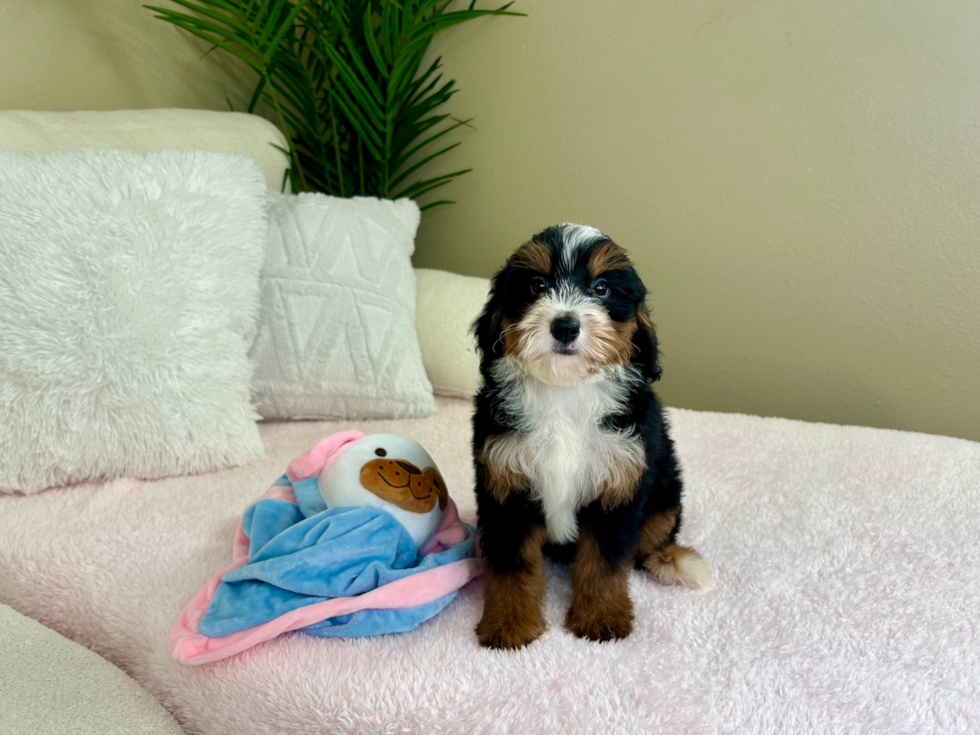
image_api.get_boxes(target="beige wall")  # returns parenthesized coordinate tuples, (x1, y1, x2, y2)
(0, 0, 255, 112)
(414, 1, 980, 442)
(2, 1, 978, 441)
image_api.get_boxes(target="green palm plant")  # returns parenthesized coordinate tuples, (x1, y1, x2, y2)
(146, 0, 522, 209)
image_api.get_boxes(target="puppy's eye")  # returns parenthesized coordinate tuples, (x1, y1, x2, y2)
(592, 280, 610, 297)
(530, 277, 549, 295)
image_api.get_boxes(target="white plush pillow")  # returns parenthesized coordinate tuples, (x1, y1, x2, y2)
(0, 148, 267, 493)
(250, 192, 435, 419)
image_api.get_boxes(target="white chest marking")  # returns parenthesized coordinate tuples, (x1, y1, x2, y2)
(489, 360, 643, 543)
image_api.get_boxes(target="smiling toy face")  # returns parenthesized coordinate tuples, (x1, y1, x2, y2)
(317, 434, 448, 550)
(359, 452, 449, 515)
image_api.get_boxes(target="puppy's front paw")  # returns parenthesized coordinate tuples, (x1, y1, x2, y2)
(565, 599, 634, 642)
(476, 613, 546, 650)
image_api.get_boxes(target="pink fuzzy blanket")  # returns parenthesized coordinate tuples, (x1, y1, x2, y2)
(1, 397, 978, 734)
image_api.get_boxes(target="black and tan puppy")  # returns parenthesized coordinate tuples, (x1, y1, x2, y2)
(472, 224, 710, 649)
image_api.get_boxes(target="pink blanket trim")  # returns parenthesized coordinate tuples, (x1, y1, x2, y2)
(171, 471, 483, 665)
(286, 429, 364, 482)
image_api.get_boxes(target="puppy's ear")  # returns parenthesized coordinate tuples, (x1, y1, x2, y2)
(632, 305, 662, 382)
(471, 266, 508, 367)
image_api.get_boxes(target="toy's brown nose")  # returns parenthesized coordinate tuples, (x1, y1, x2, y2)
(395, 460, 421, 475)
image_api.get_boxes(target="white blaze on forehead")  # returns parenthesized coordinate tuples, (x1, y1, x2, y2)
(546, 282, 592, 317)
(558, 223, 606, 270)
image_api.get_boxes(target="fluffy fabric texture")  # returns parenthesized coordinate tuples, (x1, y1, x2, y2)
(0, 148, 267, 493)
(414, 268, 489, 398)
(0, 398, 978, 733)
(250, 192, 434, 419)
(173, 470, 479, 664)
(0, 604, 182, 735)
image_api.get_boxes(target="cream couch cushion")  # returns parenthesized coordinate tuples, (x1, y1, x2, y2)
(0, 108, 289, 189)
(0, 604, 181, 735)
(414, 268, 489, 399)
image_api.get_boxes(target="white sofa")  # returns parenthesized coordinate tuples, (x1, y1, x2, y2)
(1, 111, 978, 735)
(0, 603, 183, 735)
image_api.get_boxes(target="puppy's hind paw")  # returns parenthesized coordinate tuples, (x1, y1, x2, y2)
(644, 544, 714, 590)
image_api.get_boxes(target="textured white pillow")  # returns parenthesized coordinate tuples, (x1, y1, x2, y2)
(0, 148, 267, 493)
(250, 192, 435, 419)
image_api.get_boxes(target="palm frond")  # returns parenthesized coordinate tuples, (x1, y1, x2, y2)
(148, 0, 524, 207)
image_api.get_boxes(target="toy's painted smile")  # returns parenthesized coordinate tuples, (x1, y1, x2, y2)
(360, 458, 449, 514)
(375, 461, 434, 500)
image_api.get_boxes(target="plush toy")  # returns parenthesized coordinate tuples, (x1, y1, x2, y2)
(171, 431, 481, 665)
(290, 433, 449, 551)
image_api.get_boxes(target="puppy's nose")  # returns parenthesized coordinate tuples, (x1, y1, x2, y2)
(550, 317, 581, 345)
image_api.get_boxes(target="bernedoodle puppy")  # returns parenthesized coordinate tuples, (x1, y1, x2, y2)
(471, 224, 711, 649)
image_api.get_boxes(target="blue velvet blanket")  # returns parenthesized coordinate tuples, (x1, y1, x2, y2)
(178, 475, 479, 655)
